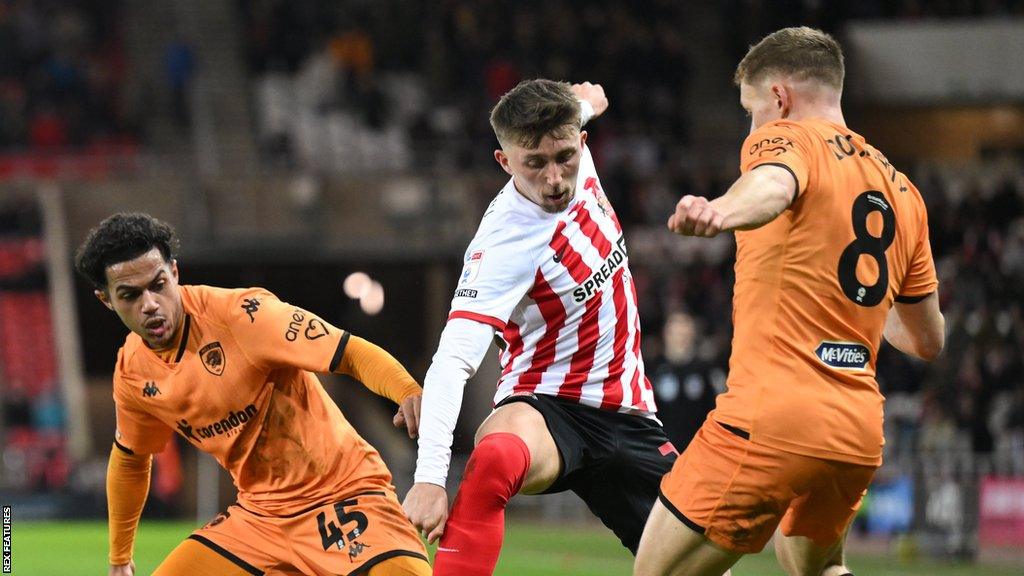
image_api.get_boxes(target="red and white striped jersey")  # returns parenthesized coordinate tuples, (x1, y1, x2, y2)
(448, 146, 656, 417)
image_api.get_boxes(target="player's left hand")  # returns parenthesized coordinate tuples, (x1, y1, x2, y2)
(668, 195, 725, 237)
(393, 394, 421, 438)
(571, 82, 609, 118)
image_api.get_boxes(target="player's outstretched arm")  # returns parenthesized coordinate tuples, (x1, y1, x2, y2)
(884, 291, 945, 361)
(572, 81, 609, 122)
(107, 444, 152, 575)
(668, 164, 794, 237)
(404, 318, 495, 542)
(334, 335, 423, 438)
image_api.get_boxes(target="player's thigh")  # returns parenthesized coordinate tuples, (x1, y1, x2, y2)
(572, 416, 677, 554)
(365, 554, 432, 576)
(779, 460, 875, 553)
(660, 419, 813, 554)
(173, 506, 293, 575)
(153, 537, 265, 576)
(634, 498, 740, 576)
(283, 491, 428, 576)
(476, 400, 561, 493)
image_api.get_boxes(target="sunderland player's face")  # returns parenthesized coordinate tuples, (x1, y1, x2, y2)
(740, 80, 783, 132)
(98, 248, 184, 351)
(499, 130, 587, 213)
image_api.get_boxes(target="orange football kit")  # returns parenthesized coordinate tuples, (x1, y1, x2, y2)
(107, 284, 428, 575)
(661, 119, 938, 552)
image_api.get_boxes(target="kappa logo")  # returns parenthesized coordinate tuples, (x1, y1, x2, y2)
(241, 297, 261, 322)
(142, 381, 161, 397)
(199, 342, 226, 376)
(348, 541, 370, 561)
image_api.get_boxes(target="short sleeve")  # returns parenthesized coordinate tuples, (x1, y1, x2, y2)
(898, 197, 939, 300)
(740, 121, 812, 201)
(113, 374, 173, 455)
(448, 234, 537, 331)
(227, 288, 347, 373)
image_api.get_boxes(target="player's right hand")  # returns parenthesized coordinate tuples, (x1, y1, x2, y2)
(571, 82, 609, 118)
(668, 194, 725, 237)
(402, 482, 448, 544)
(109, 561, 134, 576)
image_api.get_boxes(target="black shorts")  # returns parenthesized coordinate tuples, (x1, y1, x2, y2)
(495, 393, 678, 554)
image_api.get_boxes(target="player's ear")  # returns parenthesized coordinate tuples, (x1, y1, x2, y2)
(494, 149, 514, 176)
(170, 259, 179, 281)
(95, 289, 114, 311)
(772, 84, 790, 118)
(579, 130, 588, 147)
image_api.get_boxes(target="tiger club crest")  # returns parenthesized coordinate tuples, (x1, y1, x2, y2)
(199, 341, 226, 376)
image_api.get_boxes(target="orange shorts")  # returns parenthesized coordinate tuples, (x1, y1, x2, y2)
(659, 419, 877, 553)
(188, 490, 428, 575)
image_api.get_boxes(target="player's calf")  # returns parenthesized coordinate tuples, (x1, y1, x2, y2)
(433, 432, 531, 576)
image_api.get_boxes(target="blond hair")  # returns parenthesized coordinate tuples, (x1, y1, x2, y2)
(734, 27, 844, 91)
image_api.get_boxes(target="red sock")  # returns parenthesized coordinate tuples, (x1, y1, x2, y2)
(433, 432, 531, 576)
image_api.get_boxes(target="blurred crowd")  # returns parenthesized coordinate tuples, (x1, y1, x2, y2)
(0, 0, 137, 151)
(726, 0, 1024, 61)
(241, 0, 692, 171)
(0, 197, 67, 491)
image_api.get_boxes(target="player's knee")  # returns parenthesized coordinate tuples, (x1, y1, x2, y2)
(464, 432, 531, 502)
(774, 537, 830, 576)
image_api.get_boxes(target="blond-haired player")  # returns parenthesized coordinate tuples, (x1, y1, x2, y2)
(634, 27, 945, 576)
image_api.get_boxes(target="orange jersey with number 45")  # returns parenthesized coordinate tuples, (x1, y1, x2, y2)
(711, 119, 937, 466)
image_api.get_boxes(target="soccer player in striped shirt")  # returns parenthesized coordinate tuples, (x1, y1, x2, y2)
(402, 80, 678, 575)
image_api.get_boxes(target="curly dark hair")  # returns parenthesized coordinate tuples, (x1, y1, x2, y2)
(74, 213, 180, 290)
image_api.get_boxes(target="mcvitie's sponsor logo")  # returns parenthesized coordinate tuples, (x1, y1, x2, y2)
(572, 237, 628, 303)
(815, 341, 870, 370)
(176, 404, 258, 443)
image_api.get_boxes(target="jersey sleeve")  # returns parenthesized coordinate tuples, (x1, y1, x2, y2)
(225, 288, 347, 373)
(112, 363, 173, 455)
(448, 231, 538, 330)
(740, 121, 812, 201)
(897, 192, 939, 300)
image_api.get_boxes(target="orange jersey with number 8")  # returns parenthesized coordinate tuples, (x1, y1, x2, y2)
(711, 118, 938, 466)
